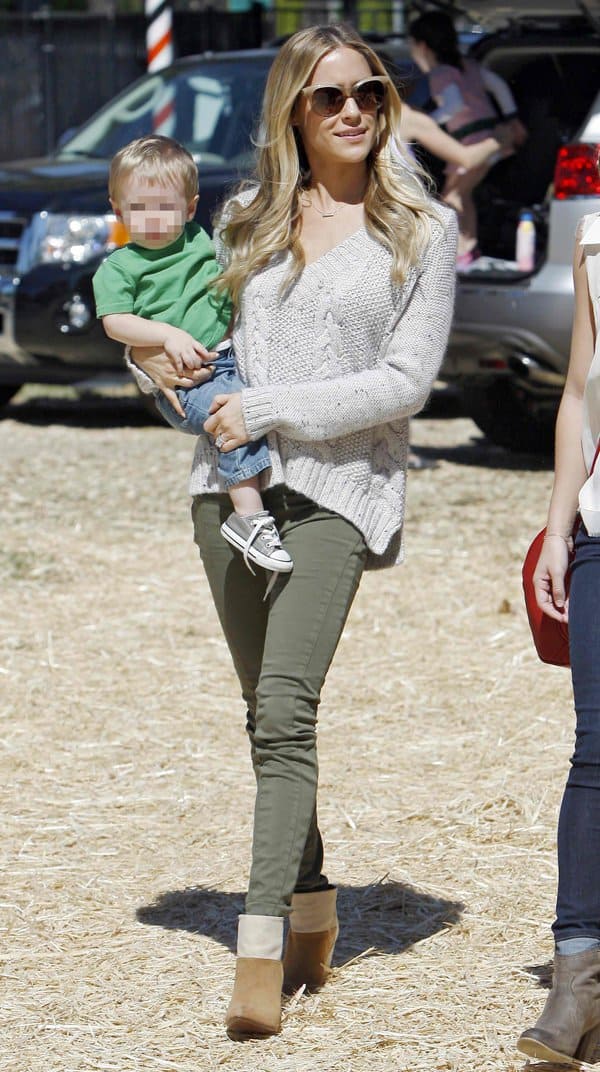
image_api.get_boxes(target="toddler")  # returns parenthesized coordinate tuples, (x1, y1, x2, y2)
(92, 134, 292, 581)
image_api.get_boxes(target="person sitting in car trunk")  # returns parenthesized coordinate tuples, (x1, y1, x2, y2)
(408, 10, 527, 269)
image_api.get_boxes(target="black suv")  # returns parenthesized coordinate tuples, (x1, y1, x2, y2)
(0, 49, 278, 406)
(0, 40, 416, 407)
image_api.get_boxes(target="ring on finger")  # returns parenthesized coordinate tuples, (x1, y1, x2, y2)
(215, 433, 226, 448)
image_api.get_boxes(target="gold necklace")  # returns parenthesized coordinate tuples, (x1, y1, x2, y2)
(302, 193, 340, 219)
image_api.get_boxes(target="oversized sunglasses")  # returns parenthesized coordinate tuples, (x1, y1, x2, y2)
(300, 76, 389, 118)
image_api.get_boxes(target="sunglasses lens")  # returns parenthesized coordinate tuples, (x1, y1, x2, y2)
(306, 79, 386, 116)
(311, 86, 345, 116)
(354, 80, 386, 111)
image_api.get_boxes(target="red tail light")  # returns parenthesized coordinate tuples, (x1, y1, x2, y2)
(554, 143, 600, 199)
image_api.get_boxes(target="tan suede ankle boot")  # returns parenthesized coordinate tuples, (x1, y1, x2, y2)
(517, 949, 600, 1065)
(225, 915, 284, 1041)
(283, 887, 339, 994)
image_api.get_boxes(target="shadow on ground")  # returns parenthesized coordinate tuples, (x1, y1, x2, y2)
(2, 385, 553, 471)
(136, 878, 464, 963)
(412, 385, 554, 472)
(409, 439, 553, 473)
(0, 389, 161, 430)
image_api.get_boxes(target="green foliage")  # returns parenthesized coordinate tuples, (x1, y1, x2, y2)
(274, 1, 394, 39)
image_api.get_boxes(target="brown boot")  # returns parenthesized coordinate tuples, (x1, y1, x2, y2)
(517, 949, 600, 1065)
(225, 915, 284, 1041)
(283, 887, 339, 994)
(226, 957, 283, 1040)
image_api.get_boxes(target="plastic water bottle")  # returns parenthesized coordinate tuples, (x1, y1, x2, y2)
(516, 209, 536, 272)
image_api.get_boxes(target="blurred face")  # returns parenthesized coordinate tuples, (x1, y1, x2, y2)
(112, 175, 198, 250)
(293, 46, 383, 170)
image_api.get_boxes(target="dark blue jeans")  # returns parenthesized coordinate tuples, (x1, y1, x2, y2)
(554, 526, 600, 940)
(154, 346, 271, 490)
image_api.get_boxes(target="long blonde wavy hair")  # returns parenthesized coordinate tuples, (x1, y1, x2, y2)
(214, 23, 439, 308)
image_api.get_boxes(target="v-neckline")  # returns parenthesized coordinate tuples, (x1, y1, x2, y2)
(302, 226, 368, 269)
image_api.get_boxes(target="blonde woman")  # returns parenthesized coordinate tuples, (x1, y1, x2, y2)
(132, 23, 457, 1040)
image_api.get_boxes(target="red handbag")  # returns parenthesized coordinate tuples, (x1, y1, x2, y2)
(522, 527, 573, 667)
(522, 442, 600, 667)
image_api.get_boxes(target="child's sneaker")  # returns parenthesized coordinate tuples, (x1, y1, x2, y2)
(221, 511, 293, 575)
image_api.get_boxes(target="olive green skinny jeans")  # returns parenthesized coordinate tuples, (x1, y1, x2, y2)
(192, 486, 367, 917)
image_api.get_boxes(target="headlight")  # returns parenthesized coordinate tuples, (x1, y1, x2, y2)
(17, 211, 128, 273)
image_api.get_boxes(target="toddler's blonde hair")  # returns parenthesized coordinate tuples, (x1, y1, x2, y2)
(109, 135, 198, 203)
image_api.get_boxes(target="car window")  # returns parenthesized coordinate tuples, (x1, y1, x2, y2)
(58, 58, 272, 169)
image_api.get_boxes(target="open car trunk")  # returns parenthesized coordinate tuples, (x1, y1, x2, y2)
(408, 0, 600, 278)
(465, 40, 600, 274)
(440, 0, 600, 30)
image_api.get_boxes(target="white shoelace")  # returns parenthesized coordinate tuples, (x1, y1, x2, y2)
(263, 571, 279, 601)
(240, 516, 283, 601)
(241, 515, 281, 575)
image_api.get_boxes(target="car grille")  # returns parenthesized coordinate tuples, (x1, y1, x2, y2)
(0, 211, 26, 271)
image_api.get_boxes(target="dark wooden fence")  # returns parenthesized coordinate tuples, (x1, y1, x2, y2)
(0, 5, 401, 162)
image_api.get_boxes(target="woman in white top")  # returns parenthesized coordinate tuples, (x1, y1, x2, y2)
(131, 23, 457, 1041)
(517, 212, 600, 1065)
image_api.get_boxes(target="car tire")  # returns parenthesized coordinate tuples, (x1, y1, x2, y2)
(0, 384, 21, 409)
(462, 380, 556, 454)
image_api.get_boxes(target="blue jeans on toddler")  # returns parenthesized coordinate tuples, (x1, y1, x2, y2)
(154, 344, 271, 490)
(554, 525, 600, 942)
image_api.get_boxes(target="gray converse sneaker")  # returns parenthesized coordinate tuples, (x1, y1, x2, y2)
(221, 511, 293, 575)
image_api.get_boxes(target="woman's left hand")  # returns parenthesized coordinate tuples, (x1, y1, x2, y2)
(204, 392, 250, 452)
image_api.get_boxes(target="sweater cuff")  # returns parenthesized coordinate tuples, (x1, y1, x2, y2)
(241, 387, 276, 440)
(124, 345, 159, 396)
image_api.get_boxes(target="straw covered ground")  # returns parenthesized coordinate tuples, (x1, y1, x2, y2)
(0, 386, 584, 1072)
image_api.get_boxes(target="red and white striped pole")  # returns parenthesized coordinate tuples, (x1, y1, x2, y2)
(146, 0, 176, 136)
(146, 0, 174, 72)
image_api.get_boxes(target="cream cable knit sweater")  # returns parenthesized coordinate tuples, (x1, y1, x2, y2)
(132, 199, 458, 569)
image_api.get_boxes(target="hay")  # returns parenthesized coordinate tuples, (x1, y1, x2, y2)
(0, 385, 583, 1071)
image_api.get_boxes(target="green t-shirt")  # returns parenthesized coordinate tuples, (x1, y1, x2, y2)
(92, 221, 232, 351)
